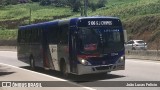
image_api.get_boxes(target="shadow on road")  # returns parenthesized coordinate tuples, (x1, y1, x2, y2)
(0, 66, 15, 76)
(0, 72, 15, 76)
(20, 66, 125, 83)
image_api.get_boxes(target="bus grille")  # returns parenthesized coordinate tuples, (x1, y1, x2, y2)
(95, 65, 112, 70)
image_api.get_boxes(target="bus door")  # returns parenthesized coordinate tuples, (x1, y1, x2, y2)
(69, 27, 78, 73)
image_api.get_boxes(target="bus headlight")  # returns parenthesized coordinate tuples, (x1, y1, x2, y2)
(120, 56, 125, 62)
(78, 58, 91, 66)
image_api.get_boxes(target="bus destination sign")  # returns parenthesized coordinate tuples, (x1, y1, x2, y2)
(88, 21, 112, 26)
(78, 18, 121, 27)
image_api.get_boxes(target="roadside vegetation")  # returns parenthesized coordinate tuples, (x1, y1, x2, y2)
(0, 29, 17, 40)
(0, 0, 160, 49)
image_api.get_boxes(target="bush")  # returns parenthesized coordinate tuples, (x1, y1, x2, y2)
(19, 0, 30, 3)
(31, 0, 40, 2)
(5, 0, 19, 5)
(97, 0, 107, 8)
(40, 0, 51, 6)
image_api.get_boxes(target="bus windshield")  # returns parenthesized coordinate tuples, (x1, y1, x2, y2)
(77, 27, 124, 54)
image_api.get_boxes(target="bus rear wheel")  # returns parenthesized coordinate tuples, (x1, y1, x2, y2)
(30, 57, 35, 70)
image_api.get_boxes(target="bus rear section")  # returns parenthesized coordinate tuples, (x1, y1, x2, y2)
(70, 17, 125, 75)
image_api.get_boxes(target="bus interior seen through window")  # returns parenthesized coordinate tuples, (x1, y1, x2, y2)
(77, 27, 124, 54)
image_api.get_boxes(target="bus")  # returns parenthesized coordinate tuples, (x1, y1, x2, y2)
(17, 16, 125, 76)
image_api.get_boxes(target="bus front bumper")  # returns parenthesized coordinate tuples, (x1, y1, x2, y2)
(77, 62, 125, 75)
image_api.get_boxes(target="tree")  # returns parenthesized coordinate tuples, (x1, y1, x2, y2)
(19, 0, 30, 3)
(5, 0, 19, 5)
(0, 0, 6, 7)
(53, 0, 66, 7)
(97, 0, 107, 8)
(40, 0, 51, 6)
(66, 0, 82, 12)
(89, 2, 97, 12)
(31, 0, 40, 2)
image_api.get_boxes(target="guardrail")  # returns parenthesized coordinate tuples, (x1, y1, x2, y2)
(0, 46, 159, 61)
(126, 50, 160, 61)
(0, 46, 17, 51)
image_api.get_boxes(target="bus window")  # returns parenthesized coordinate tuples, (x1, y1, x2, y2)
(48, 26, 58, 44)
(59, 24, 69, 44)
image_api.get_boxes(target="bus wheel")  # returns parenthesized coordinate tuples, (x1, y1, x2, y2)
(62, 62, 69, 78)
(30, 57, 35, 70)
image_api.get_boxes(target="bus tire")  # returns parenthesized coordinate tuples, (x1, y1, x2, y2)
(30, 56, 35, 70)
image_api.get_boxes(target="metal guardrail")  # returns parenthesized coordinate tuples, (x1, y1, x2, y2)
(0, 46, 160, 60)
(0, 46, 17, 51)
(126, 50, 160, 61)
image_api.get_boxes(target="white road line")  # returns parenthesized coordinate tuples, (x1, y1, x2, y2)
(0, 63, 96, 90)
(127, 59, 160, 65)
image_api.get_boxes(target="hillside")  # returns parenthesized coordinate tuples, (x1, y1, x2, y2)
(89, 0, 160, 49)
(0, 0, 160, 49)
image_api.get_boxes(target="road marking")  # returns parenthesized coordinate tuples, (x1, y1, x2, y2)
(0, 63, 96, 90)
(127, 59, 160, 65)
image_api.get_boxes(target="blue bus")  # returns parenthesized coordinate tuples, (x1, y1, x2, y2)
(17, 16, 125, 76)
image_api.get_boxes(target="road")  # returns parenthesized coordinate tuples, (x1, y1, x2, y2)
(0, 51, 160, 90)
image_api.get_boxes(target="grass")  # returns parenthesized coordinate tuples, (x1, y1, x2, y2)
(89, 0, 160, 19)
(0, 3, 75, 21)
(0, 29, 17, 40)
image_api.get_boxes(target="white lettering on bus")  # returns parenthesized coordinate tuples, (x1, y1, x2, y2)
(88, 21, 112, 26)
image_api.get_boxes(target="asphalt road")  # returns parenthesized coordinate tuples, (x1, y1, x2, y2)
(0, 51, 160, 90)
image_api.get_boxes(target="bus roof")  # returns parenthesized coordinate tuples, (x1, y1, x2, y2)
(19, 20, 59, 30)
(19, 16, 120, 30)
(74, 16, 119, 20)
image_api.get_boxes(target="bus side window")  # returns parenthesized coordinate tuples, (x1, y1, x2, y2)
(18, 30, 21, 43)
(24, 30, 27, 43)
(21, 30, 25, 43)
(59, 24, 69, 44)
(35, 29, 38, 43)
(48, 26, 58, 44)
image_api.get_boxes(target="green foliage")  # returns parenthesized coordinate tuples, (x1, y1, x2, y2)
(0, 0, 160, 47)
(97, 0, 107, 8)
(0, 0, 7, 6)
(90, 0, 160, 19)
(0, 3, 74, 21)
(6, 0, 19, 5)
(71, 0, 82, 12)
(40, 0, 51, 6)
(0, 29, 17, 40)
(89, 2, 97, 12)
(0, 0, 19, 6)
(31, 0, 40, 2)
